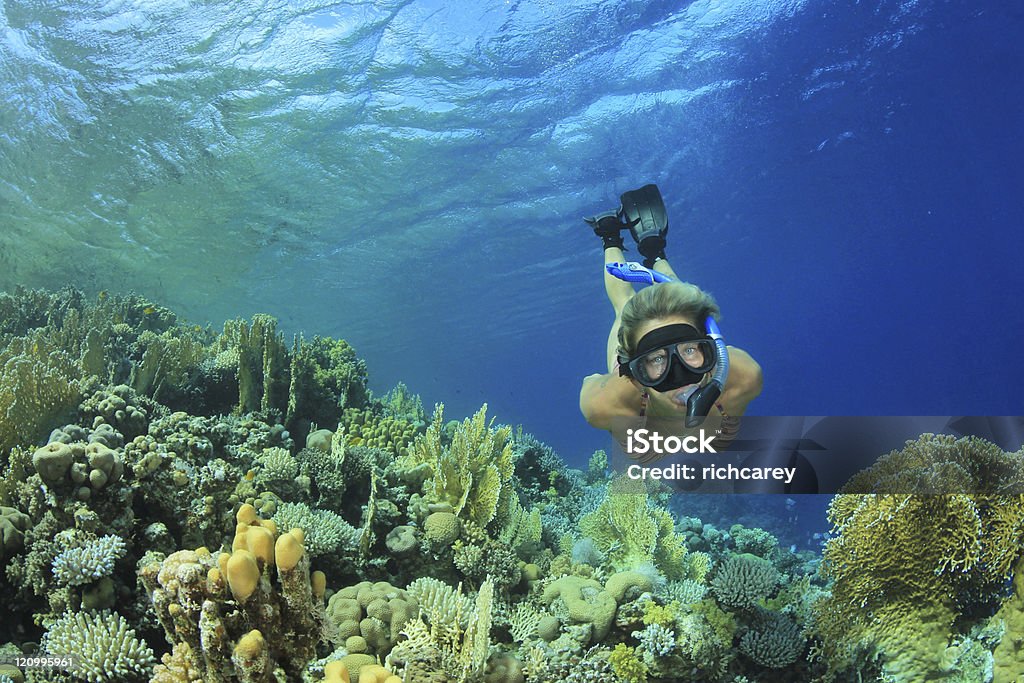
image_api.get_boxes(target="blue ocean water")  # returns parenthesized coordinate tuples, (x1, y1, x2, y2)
(2, 1, 1022, 542)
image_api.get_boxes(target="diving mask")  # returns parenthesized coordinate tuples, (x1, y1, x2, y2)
(620, 323, 718, 391)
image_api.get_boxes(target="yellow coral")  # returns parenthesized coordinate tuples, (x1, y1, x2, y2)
(609, 643, 648, 683)
(642, 600, 681, 628)
(993, 560, 1024, 682)
(578, 476, 689, 578)
(399, 404, 516, 532)
(339, 407, 417, 457)
(816, 480, 1024, 679)
(226, 550, 260, 602)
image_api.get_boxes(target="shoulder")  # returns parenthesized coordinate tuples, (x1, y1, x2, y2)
(720, 346, 763, 416)
(580, 372, 641, 430)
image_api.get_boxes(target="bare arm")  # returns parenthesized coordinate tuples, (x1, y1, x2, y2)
(719, 346, 763, 417)
(580, 372, 640, 431)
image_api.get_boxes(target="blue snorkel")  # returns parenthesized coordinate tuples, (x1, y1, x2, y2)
(607, 261, 730, 427)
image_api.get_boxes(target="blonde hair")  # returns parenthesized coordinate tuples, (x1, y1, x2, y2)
(617, 281, 721, 356)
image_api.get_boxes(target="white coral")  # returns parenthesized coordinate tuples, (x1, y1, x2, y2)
(44, 611, 155, 682)
(637, 622, 676, 657)
(52, 534, 127, 586)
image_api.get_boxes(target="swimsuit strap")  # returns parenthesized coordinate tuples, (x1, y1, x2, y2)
(715, 401, 742, 443)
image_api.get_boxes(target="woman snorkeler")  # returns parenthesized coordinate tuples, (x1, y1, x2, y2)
(579, 184, 763, 446)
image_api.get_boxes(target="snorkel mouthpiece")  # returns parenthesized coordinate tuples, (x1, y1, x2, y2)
(607, 262, 731, 426)
(685, 317, 729, 427)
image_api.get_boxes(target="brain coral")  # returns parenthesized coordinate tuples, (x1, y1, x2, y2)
(325, 580, 418, 655)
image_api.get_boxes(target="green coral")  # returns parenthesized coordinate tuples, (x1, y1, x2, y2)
(730, 524, 778, 558)
(710, 553, 779, 611)
(993, 559, 1024, 682)
(338, 407, 417, 458)
(399, 404, 517, 534)
(690, 598, 738, 647)
(687, 551, 712, 583)
(738, 611, 804, 668)
(842, 432, 1024, 496)
(214, 314, 288, 415)
(814, 435, 1024, 681)
(286, 335, 369, 430)
(0, 327, 83, 458)
(453, 539, 521, 591)
(542, 575, 617, 642)
(0, 505, 31, 562)
(380, 381, 424, 424)
(128, 329, 207, 399)
(578, 476, 689, 579)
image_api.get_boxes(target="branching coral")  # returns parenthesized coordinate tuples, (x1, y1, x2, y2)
(710, 553, 779, 611)
(577, 476, 688, 579)
(406, 577, 474, 627)
(738, 611, 804, 668)
(51, 534, 127, 587)
(380, 382, 424, 424)
(286, 335, 369, 432)
(386, 578, 494, 683)
(42, 610, 155, 682)
(608, 643, 647, 683)
(842, 433, 1024, 495)
(399, 404, 517, 535)
(271, 501, 361, 558)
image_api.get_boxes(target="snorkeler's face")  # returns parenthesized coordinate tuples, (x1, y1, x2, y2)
(630, 317, 712, 408)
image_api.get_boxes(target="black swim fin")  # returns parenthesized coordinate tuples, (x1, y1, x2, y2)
(584, 210, 628, 251)
(620, 184, 668, 267)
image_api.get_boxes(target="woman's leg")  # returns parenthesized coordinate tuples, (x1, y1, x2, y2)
(604, 246, 635, 372)
(651, 257, 680, 281)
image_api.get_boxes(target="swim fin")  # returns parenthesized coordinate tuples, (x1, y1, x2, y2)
(584, 210, 628, 251)
(620, 184, 668, 267)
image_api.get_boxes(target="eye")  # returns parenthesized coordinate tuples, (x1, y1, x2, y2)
(643, 351, 667, 367)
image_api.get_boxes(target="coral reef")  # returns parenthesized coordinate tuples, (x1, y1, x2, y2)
(4, 289, 1020, 683)
(710, 553, 779, 611)
(398, 404, 517, 535)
